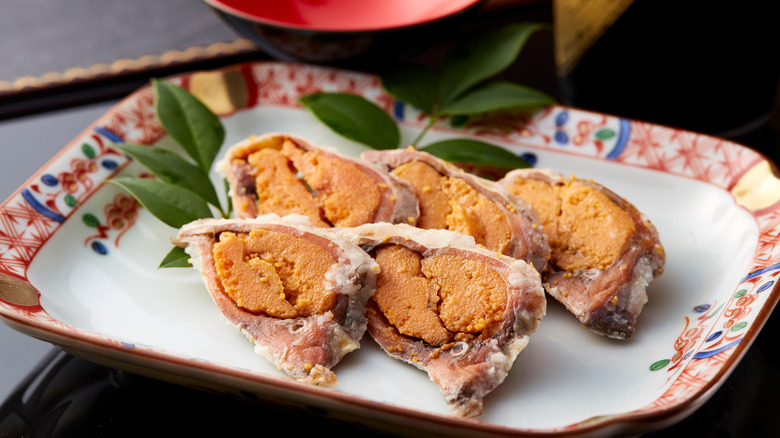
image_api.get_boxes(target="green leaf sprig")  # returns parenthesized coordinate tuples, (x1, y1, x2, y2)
(108, 79, 232, 267)
(106, 24, 553, 264)
(298, 22, 556, 170)
(299, 92, 401, 151)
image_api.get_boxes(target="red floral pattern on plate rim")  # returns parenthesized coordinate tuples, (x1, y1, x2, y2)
(1, 61, 779, 435)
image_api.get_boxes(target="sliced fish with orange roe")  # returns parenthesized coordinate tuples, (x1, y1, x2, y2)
(175, 214, 379, 387)
(335, 223, 546, 417)
(360, 147, 550, 272)
(217, 133, 419, 227)
(499, 168, 666, 339)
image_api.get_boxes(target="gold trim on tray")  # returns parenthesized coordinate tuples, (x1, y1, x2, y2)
(189, 67, 250, 116)
(0, 272, 39, 307)
(732, 160, 780, 211)
(0, 38, 258, 95)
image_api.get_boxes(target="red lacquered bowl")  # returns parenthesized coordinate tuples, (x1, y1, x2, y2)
(204, 0, 486, 67)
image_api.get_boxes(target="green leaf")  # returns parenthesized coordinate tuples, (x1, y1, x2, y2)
(159, 245, 192, 268)
(299, 92, 400, 150)
(153, 79, 225, 173)
(440, 22, 547, 106)
(440, 81, 556, 115)
(449, 115, 470, 128)
(420, 138, 531, 169)
(115, 143, 221, 208)
(379, 63, 439, 114)
(108, 177, 213, 229)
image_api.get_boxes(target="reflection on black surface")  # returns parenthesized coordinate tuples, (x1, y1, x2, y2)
(0, 349, 396, 438)
(2, 318, 780, 438)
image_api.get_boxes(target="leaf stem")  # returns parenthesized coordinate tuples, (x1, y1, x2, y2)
(410, 115, 440, 147)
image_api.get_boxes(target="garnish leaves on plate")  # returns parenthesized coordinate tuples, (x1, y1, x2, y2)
(158, 245, 193, 268)
(438, 81, 556, 116)
(109, 79, 232, 267)
(439, 22, 549, 108)
(108, 177, 213, 229)
(114, 143, 222, 209)
(420, 139, 532, 169)
(300, 21, 555, 161)
(379, 63, 439, 115)
(111, 22, 554, 266)
(153, 79, 224, 173)
(299, 92, 400, 150)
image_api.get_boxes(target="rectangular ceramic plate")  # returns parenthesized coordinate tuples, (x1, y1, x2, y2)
(2, 61, 780, 437)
